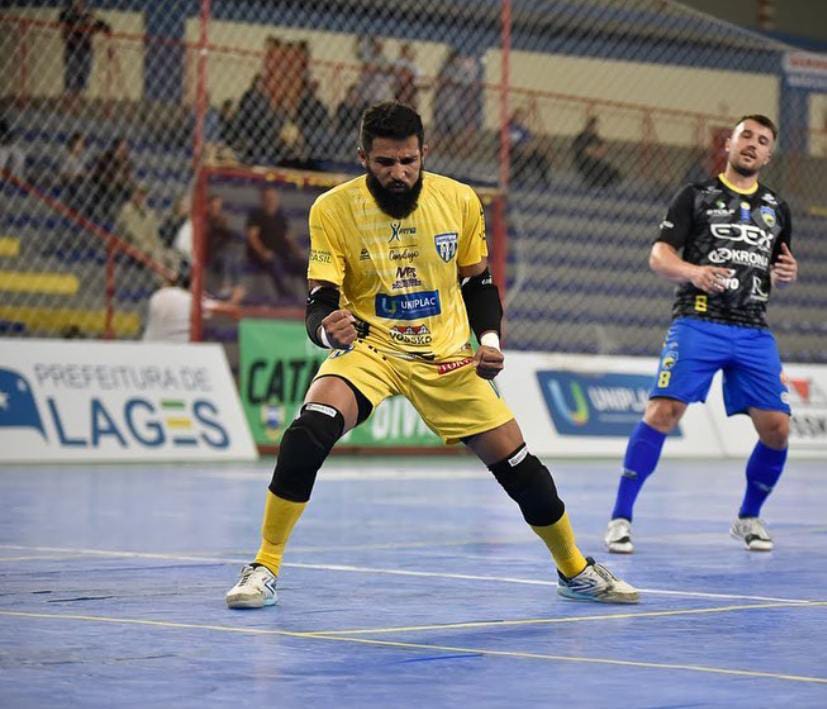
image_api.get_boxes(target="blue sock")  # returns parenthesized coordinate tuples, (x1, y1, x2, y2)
(611, 421, 666, 522)
(739, 441, 787, 518)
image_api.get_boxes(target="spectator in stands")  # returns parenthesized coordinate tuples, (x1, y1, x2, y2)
(235, 73, 283, 165)
(141, 276, 195, 343)
(59, 132, 89, 207)
(572, 116, 621, 189)
(335, 83, 366, 138)
(245, 185, 305, 302)
(90, 136, 133, 222)
(508, 106, 551, 188)
(354, 37, 394, 106)
(161, 194, 190, 250)
(393, 42, 422, 108)
(204, 194, 246, 305)
(116, 183, 178, 275)
(58, 0, 111, 99)
(200, 94, 224, 163)
(297, 79, 330, 166)
(219, 99, 237, 146)
(434, 48, 483, 155)
(0, 117, 26, 178)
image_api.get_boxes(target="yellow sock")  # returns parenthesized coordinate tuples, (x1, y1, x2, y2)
(253, 490, 307, 576)
(530, 511, 588, 579)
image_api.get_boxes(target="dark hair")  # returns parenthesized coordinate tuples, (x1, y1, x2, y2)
(736, 114, 778, 140)
(360, 102, 424, 152)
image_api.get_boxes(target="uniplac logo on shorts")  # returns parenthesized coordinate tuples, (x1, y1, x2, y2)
(375, 291, 440, 320)
(437, 357, 474, 375)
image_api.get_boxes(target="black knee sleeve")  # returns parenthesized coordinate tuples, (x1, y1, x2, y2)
(489, 446, 565, 526)
(269, 403, 345, 502)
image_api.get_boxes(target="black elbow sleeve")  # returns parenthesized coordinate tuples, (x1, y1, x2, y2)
(461, 269, 503, 340)
(305, 286, 339, 347)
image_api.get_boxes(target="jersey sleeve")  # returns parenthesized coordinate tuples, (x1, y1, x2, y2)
(457, 187, 488, 267)
(655, 184, 694, 249)
(307, 198, 346, 286)
(771, 201, 793, 263)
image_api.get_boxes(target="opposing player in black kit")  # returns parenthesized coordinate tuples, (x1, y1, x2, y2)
(605, 115, 799, 554)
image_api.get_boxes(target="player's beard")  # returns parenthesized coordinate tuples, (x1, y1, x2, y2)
(366, 168, 424, 219)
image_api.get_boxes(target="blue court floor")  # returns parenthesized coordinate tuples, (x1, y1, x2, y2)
(1, 456, 825, 708)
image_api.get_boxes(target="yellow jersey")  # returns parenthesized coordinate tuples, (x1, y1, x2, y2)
(307, 171, 487, 359)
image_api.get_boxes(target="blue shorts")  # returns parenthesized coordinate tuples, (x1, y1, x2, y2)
(650, 317, 790, 416)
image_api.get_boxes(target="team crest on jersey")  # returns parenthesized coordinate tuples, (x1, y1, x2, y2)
(434, 232, 458, 262)
(760, 205, 776, 228)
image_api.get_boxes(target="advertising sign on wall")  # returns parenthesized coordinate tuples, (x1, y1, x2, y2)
(239, 320, 442, 448)
(498, 351, 723, 457)
(0, 339, 257, 462)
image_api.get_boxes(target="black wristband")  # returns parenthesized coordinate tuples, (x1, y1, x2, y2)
(461, 269, 503, 341)
(305, 286, 339, 348)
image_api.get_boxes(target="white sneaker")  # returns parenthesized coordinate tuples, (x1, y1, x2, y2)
(557, 557, 639, 604)
(605, 518, 634, 554)
(225, 564, 277, 608)
(730, 517, 774, 551)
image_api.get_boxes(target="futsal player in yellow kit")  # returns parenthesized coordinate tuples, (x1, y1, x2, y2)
(226, 102, 638, 607)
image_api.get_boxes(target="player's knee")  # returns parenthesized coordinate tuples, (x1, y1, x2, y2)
(489, 445, 565, 526)
(757, 416, 789, 449)
(269, 403, 345, 502)
(645, 398, 685, 432)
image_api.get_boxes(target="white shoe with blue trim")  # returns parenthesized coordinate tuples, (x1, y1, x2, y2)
(557, 557, 639, 604)
(226, 564, 277, 608)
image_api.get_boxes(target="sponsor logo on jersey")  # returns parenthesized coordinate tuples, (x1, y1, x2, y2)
(760, 205, 776, 227)
(375, 290, 441, 320)
(359, 248, 371, 261)
(750, 275, 770, 302)
(389, 324, 432, 346)
(388, 247, 419, 262)
(710, 223, 773, 252)
(391, 266, 423, 289)
(739, 201, 751, 223)
(659, 220, 674, 230)
(706, 208, 734, 217)
(437, 357, 474, 375)
(310, 249, 332, 264)
(762, 192, 778, 206)
(707, 247, 769, 270)
(434, 232, 458, 262)
(389, 222, 417, 242)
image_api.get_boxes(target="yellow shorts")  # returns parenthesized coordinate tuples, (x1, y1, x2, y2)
(315, 340, 514, 445)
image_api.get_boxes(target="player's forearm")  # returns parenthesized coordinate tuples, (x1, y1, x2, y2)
(649, 242, 699, 284)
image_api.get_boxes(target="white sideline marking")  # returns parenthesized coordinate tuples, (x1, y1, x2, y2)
(1, 609, 826, 685)
(0, 543, 819, 604)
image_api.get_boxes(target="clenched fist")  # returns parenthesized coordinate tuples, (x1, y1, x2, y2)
(474, 345, 504, 380)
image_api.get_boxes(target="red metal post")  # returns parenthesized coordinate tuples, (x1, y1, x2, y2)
(493, 0, 512, 309)
(190, 0, 211, 342)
